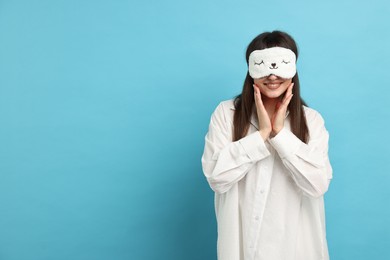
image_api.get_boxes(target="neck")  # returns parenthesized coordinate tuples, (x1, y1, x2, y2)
(262, 96, 281, 118)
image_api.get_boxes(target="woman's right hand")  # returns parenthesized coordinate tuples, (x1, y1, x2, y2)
(253, 84, 272, 141)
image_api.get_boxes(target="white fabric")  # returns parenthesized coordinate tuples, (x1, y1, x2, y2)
(201, 99, 333, 260)
(248, 47, 296, 79)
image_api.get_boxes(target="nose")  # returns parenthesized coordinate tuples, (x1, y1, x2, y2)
(271, 63, 276, 67)
(268, 74, 278, 80)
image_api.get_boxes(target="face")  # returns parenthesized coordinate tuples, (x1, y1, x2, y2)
(253, 74, 292, 99)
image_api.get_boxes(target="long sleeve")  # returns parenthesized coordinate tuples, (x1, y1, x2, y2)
(269, 111, 333, 198)
(201, 102, 271, 194)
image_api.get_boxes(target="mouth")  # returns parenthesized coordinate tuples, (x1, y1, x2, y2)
(264, 82, 282, 89)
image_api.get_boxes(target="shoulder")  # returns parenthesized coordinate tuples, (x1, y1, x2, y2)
(210, 99, 235, 125)
(303, 105, 325, 126)
(302, 106, 329, 139)
(216, 99, 235, 111)
(212, 99, 235, 117)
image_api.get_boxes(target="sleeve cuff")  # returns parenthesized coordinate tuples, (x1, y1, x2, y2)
(269, 128, 302, 159)
(238, 131, 270, 161)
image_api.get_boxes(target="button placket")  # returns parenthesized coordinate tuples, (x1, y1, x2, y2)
(250, 150, 276, 256)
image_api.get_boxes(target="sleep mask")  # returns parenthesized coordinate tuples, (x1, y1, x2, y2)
(248, 47, 296, 79)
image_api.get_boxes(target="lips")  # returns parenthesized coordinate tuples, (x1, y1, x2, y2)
(265, 82, 282, 89)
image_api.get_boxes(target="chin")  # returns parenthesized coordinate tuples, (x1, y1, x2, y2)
(262, 90, 285, 99)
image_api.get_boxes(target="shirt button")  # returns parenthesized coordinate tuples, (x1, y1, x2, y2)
(260, 189, 265, 194)
(255, 216, 259, 220)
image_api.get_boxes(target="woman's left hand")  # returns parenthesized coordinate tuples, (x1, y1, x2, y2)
(271, 83, 294, 136)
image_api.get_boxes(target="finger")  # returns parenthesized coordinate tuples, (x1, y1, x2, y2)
(284, 94, 294, 106)
(253, 84, 262, 103)
(283, 83, 293, 101)
(280, 83, 292, 103)
(282, 92, 289, 103)
(288, 82, 294, 95)
(278, 94, 293, 112)
(253, 84, 260, 94)
(282, 90, 291, 103)
(253, 84, 258, 101)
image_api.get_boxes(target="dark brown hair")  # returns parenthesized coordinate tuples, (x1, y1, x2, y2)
(233, 30, 309, 143)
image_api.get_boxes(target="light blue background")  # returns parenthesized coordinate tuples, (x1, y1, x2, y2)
(0, 0, 389, 259)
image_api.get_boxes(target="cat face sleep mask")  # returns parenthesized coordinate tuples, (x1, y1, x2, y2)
(248, 47, 297, 79)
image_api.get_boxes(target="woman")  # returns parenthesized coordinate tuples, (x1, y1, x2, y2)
(201, 31, 333, 260)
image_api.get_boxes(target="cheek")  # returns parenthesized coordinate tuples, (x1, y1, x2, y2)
(254, 78, 265, 84)
(276, 81, 291, 93)
(282, 80, 292, 87)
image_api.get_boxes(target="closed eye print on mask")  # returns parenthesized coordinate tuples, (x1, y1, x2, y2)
(282, 60, 290, 64)
(254, 60, 264, 65)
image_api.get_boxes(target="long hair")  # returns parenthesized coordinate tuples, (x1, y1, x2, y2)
(233, 30, 309, 143)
